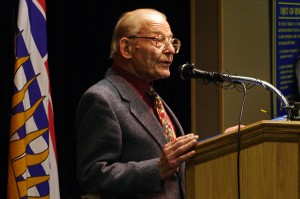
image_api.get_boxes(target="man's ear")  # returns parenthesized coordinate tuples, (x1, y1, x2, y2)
(119, 38, 132, 59)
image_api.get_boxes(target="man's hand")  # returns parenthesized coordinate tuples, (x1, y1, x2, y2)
(159, 133, 199, 180)
(224, 125, 245, 133)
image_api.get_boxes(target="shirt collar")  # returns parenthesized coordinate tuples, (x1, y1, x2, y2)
(112, 63, 152, 96)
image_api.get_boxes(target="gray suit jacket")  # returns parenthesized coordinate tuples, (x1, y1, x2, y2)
(76, 68, 185, 199)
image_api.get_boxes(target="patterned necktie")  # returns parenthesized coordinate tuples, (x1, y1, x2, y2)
(147, 87, 176, 142)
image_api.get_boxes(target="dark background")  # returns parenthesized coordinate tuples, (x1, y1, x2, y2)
(0, 0, 191, 198)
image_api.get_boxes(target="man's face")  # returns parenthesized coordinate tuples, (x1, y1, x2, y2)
(129, 19, 177, 83)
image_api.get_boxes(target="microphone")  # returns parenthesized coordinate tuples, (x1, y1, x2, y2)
(178, 63, 225, 83)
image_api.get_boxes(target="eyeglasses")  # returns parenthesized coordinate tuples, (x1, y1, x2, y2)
(128, 34, 181, 54)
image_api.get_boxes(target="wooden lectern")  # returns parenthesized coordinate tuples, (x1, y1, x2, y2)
(185, 120, 300, 199)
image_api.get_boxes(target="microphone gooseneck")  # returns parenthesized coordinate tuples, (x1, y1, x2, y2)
(178, 63, 295, 121)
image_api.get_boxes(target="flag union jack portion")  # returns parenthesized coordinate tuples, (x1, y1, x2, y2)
(8, 0, 60, 198)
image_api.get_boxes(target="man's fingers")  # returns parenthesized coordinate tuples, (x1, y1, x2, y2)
(166, 134, 198, 148)
(163, 134, 198, 161)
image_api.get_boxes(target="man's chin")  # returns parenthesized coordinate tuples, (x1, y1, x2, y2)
(154, 65, 171, 78)
(157, 71, 170, 79)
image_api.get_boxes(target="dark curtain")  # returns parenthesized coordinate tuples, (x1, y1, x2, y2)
(1, 0, 191, 198)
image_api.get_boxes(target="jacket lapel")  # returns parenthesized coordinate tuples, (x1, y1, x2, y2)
(106, 71, 167, 148)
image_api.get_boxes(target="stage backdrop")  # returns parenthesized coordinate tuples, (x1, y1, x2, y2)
(1, 0, 191, 198)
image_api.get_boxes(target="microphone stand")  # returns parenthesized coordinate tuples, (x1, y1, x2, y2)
(192, 68, 295, 121)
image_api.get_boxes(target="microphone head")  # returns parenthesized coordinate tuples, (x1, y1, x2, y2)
(178, 63, 194, 80)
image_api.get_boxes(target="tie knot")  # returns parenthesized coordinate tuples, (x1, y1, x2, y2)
(146, 87, 159, 101)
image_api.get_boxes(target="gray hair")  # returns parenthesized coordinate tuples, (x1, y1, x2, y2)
(109, 8, 167, 59)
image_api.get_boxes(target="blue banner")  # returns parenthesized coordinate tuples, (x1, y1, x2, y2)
(273, 0, 300, 116)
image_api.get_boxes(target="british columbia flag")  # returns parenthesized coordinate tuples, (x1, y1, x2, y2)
(7, 0, 60, 198)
